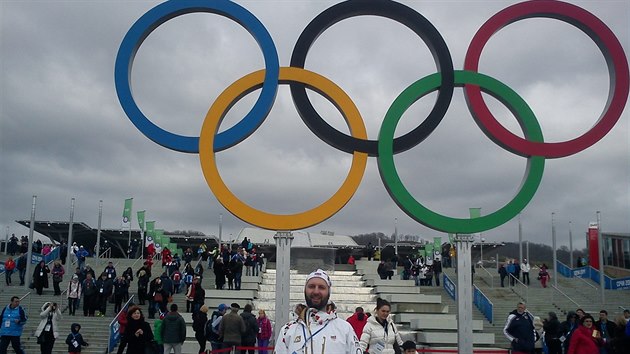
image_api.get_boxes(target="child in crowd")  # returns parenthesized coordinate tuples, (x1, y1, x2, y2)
(66, 323, 89, 354)
(401, 340, 417, 354)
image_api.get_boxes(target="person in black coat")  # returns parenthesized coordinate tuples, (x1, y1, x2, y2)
(543, 311, 563, 354)
(122, 306, 154, 354)
(214, 258, 226, 290)
(192, 305, 208, 354)
(240, 304, 259, 354)
(498, 263, 508, 287)
(33, 261, 50, 295)
(65, 323, 89, 353)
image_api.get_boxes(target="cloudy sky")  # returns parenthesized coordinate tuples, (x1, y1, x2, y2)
(1, 0, 628, 250)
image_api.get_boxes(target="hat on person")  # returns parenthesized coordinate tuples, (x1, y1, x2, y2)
(218, 304, 228, 312)
(305, 269, 332, 288)
(401, 341, 416, 350)
(230, 303, 241, 310)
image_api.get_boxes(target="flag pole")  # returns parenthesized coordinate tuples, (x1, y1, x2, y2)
(65, 198, 76, 268)
(25, 195, 37, 290)
(95, 200, 103, 268)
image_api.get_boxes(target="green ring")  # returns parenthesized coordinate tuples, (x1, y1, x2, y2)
(377, 70, 545, 233)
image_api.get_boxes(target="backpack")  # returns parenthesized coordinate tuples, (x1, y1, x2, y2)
(206, 313, 222, 341)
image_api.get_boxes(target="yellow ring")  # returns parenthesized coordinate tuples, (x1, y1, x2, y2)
(199, 67, 368, 230)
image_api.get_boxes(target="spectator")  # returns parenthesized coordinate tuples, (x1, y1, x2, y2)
(401, 340, 417, 354)
(0, 296, 27, 354)
(136, 270, 149, 305)
(256, 309, 272, 354)
(359, 298, 403, 354)
(104, 261, 117, 281)
(275, 269, 360, 354)
(65, 323, 88, 354)
(507, 261, 516, 286)
(220, 303, 246, 350)
(521, 259, 531, 285)
(207, 304, 228, 352)
(543, 312, 562, 354)
(122, 306, 154, 354)
(595, 309, 617, 354)
(34, 302, 61, 354)
(346, 307, 369, 340)
(113, 276, 129, 314)
(51, 261, 64, 296)
(161, 304, 186, 354)
(4, 258, 15, 286)
(498, 263, 508, 287)
(347, 254, 356, 265)
(192, 278, 205, 314)
(192, 305, 208, 354)
(75, 246, 89, 271)
(560, 311, 579, 354)
(503, 302, 536, 353)
(66, 275, 82, 316)
(567, 314, 603, 354)
(82, 274, 97, 317)
(32, 260, 50, 295)
(95, 272, 113, 317)
(433, 258, 442, 286)
(538, 264, 550, 288)
(533, 316, 544, 354)
(16, 256, 26, 286)
(240, 304, 258, 354)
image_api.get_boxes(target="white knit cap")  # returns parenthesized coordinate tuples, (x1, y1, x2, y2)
(305, 269, 331, 288)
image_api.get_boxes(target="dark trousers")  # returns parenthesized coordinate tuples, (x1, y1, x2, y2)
(83, 295, 96, 316)
(194, 332, 206, 354)
(241, 340, 255, 354)
(39, 331, 55, 354)
(53, 281, 61, 295)
(0, 335, 25, 354)
(235, 272, 242, 290)
(5, 271, 12, 286)
(522, 272, 530, 285)
(68, 298, 79, 315)
(434, 272, 441, 286)
(18, 269, 25, 286)
(98, 294, 108, 314)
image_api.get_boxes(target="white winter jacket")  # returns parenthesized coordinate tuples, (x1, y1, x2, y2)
(360, 315, 403, 354)
(34, 302, 62, 339)
(274, 309, 361, 354)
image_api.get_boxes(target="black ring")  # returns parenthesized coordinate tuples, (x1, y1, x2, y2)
(290, 0, 455, 156)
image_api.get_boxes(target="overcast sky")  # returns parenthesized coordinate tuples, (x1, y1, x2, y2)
(1, 0, 628, 250)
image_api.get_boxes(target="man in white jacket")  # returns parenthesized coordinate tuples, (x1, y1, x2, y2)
(274, 269, 362, 354)
(521, 259, 531, 286)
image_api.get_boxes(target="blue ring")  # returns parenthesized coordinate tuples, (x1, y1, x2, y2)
(115, 0, 279, 153)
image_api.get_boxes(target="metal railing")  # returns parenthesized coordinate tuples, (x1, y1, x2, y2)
(19, 291, 32, 315)
(473, 284, 494, 324)
(550, 284, 581, 310)
(99, 247, 112, 260)
(478, 265, 495, 288)
(508, 273, 529, 303)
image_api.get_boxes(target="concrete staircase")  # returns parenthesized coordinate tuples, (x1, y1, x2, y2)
(356, 260, 497, 349)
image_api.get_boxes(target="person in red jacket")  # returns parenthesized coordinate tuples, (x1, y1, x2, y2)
(346, 307, 369, 339)
(4, 257, 16, 286)
(567, 314, 603, 354)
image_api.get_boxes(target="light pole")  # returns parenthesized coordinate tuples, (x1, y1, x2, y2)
(480, 237, 485, 265)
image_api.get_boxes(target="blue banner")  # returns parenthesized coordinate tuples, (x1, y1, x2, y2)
(443, 273, 456, 300)
(473, 286, 494, 324)
(109, 296, 135, 352)
(555, 261, 627, 290)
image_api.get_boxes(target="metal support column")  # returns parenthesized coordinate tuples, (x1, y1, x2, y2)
(552, 212, 557, 288)
(597, 211, 605, 306)
(65, 198, 76, 268)
(95, 200, 103, 268)
(455, 233, 474, 353)
(25, 196, 36, 290)
(274, 231, 294, 340)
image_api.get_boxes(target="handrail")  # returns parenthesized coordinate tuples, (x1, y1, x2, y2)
(19, 292, 32, 315)
(478, 265, 495, 288)
(551, 284, 580, 310)
(99, 247, 112, 259)
(575, 274, 598, 291)
(130, 254, 145, 270)
(508, 273, 529, 304)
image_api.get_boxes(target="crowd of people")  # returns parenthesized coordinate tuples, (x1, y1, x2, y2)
(498, 259, 551, 288)
(504, 302, 630, 354)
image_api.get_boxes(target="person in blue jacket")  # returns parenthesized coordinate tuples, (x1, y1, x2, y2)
(0, 296, 27, 354)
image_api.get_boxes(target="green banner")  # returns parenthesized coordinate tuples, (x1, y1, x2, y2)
(146, 221, 155, 234)
(434, 237, 441, 252)
(448, 233, 454, 244)
(469, 207, 481, 219)
(137, 210, 145, 231)
(426, 244, 434, 258)
(122, 198, 133, 224)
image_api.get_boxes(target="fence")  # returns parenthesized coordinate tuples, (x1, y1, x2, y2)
(443, 273, 456, 300)
(473, 285, 494, 324)
(555, 260, 630, 290)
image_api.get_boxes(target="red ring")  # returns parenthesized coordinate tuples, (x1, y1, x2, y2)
(464, 0, 629, 158)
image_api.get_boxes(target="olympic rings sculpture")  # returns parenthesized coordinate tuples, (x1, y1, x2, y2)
(115, 0, 629, 233)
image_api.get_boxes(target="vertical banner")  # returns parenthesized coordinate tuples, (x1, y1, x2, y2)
(469, 208, 482, 241)
(145, 221, 155, 246)
(433, 236, 442, 259)
(122, 198, 133, 226)
(588, 222, 599, 269)
(137, 210, 145, 231)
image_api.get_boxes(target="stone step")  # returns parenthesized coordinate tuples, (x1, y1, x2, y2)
(375, 286, 423, 294)
(204, 289, 256, 299)
(257, 292, 376, 302)
(391, 303, 449, 313)
(409, 318, 484, 331)
(381, 293, 442, 304)
(416, 332, 495, 345)
(262, 273, 363, 282)
(365, 279, 416, 287)
(258, 284, 373, 294)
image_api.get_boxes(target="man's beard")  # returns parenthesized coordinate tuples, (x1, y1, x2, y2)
(305, 291, 330, 311)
